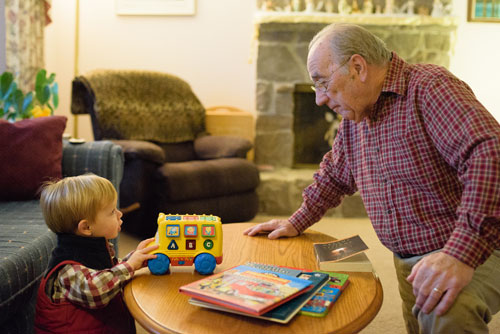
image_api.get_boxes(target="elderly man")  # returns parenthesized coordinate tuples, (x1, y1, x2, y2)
(244, 23, 500, 334)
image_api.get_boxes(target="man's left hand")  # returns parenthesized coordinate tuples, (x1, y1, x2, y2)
(407, 252, 474, 316)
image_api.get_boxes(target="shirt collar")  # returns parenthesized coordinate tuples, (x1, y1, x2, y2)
(381, 52, 408, 97)
(365, 52, 408, 125)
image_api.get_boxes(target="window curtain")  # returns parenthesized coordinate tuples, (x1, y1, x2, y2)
(4, 0, 51, 92)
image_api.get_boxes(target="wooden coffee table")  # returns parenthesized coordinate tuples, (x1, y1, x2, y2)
(124, 222, 383, 334)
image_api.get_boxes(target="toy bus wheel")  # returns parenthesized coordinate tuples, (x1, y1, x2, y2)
(194, 253, 216, 275)
(148, 254, 170, 275)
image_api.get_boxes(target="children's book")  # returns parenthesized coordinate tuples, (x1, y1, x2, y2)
(300, 271, 350, 317)
(314, 235, 373, 272)
(322, 271, 350, 291)
(179, 264, 313, 316)
(189, 268, 329, 323)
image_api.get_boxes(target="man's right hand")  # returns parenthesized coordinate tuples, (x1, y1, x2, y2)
(243, 219, 299, 239)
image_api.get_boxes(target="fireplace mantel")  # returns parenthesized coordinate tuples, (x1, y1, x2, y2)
(254, 12, 458, 26)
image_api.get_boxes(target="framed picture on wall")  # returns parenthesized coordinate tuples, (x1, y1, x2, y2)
(115, 0, 196, 16)
(468, 0, 500, 22)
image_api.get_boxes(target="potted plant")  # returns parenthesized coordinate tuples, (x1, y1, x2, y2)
(0, 69, 59, 122)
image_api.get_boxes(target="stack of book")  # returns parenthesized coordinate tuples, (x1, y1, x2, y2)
(179, 263, 350, 323)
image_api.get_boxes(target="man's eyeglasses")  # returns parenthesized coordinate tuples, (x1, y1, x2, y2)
(311, 56, 351, 93)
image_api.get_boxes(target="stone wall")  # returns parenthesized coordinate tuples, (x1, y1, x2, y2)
(254, 14, 458, 167)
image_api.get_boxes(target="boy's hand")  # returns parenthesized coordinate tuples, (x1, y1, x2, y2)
(136, 237, 156, 251)
(126, 238, 159, 271)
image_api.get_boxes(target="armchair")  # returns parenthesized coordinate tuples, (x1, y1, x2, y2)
(71, 70, 260, 238)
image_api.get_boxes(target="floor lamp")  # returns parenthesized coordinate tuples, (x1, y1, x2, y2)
(73, 0, 80, 138)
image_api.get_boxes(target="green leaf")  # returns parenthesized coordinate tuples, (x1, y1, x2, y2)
(7, 88, 25, 120)
(51, 83, 59, 109)
(3, 99, 12, 114)
(43, 85, 51, 104)
(47, 73, 56, 85)
(0, 72, 14, 99)
(22, 92, 33, 113)
(35, 69, 47, 86)
(12, 89, 24, 111)
(35, 69, 47, 101)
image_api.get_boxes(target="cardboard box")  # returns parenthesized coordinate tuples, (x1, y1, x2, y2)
(205, 106, 255, 160)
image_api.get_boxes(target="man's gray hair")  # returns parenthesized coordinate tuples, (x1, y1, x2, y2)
(309, 23, 391, 66)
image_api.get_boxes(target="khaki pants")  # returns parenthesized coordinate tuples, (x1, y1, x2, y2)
(393, 250, 500, 334)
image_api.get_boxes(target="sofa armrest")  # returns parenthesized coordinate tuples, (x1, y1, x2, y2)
(111, 139, 165, 165)
(194, 135, 253, 160)
(62, 140, 124, 196)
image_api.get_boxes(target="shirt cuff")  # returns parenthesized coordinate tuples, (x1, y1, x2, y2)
(115, 261, 135, 279)
(289, 204, 321, 234)
(442, 227, 494, 268)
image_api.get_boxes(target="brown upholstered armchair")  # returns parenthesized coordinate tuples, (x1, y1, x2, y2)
(71, 70, 260, 238)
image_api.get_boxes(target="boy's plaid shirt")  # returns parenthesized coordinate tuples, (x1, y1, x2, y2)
(50, 247, 134, 308)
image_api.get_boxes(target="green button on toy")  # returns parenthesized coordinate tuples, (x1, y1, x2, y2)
(204, 239, 214, 250)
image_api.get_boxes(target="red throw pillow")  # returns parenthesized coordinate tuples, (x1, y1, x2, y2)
(0, 116, 67, 200)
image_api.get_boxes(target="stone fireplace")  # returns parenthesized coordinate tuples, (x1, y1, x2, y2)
(293, 84, 336, 167)
(254, 13, 458, 216)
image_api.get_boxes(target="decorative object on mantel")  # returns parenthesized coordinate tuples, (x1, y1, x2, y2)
(400, 0, 416, 15)
(261, 0, 274, 11)
(384, 0, 395, 13)
(305, 0, 316, 12)
(467, 0, 500, 22)
(363, 0, 374, 14)
(338, 0, 352, 14)
(325, 0, 335, 12)
(351, 0, 361, 13)
(431, 0, 444, 17)
(292, 0, 303, 11)
(0, 69, 59, 122)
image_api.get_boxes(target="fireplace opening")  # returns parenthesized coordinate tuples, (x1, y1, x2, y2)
(293, 84, 340, 168)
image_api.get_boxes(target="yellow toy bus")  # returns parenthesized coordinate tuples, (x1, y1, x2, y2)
(147, 213, 223, 275)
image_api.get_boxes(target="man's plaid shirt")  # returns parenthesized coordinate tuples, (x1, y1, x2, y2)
(50, 243, 134, 308)
(290, 53, 500, 269)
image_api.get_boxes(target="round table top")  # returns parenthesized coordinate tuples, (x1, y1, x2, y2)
(124, 222, 383, 334)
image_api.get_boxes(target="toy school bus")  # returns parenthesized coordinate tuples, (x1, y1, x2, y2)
(147, 213, 223, 275)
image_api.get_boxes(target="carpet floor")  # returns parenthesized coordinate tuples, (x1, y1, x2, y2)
(119, 215, 500, 334)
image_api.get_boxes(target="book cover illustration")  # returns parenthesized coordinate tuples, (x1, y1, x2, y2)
(313, 235, 368, 263)
(189, 270, 330, 323)
(321, 271, 350, 290)
(179, 264, 313, 315)
(300, 272, 350, 317)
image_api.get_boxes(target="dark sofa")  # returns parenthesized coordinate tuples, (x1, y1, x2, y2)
(0, 140, 124, 334)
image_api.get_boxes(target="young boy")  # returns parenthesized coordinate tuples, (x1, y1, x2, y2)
(34, 174, 158, 334)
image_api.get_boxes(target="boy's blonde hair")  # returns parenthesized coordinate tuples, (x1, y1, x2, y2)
(40, 174, 117, 234)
